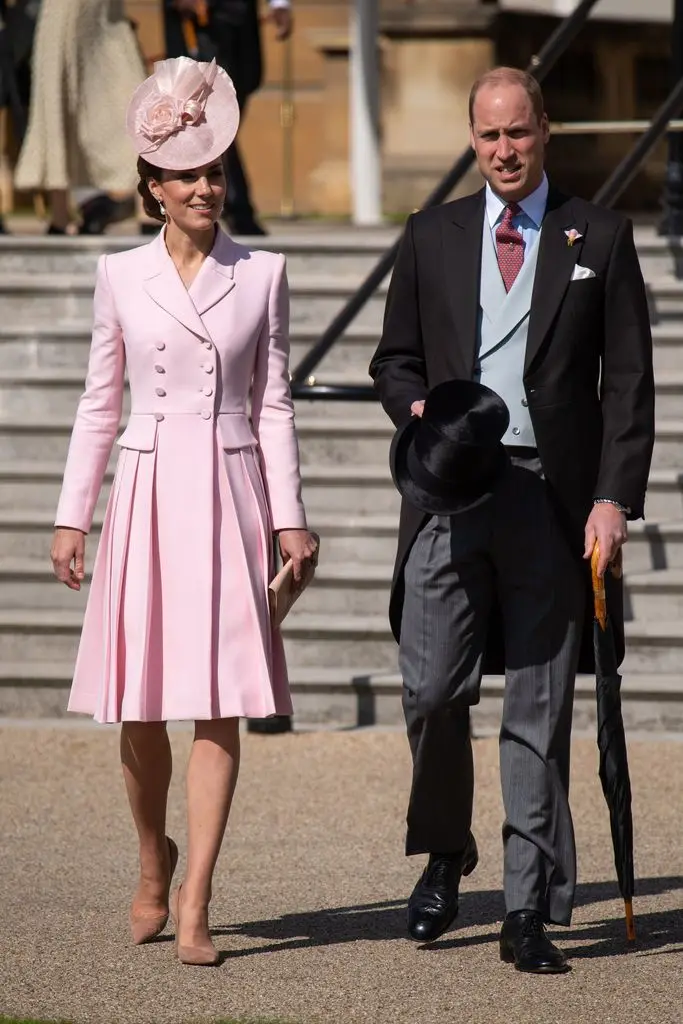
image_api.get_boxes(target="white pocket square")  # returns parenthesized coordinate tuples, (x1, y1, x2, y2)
(571, 264, 596, 281)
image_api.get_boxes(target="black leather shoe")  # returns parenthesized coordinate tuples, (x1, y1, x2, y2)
(500, 911, 570, 974)
(407, 833, 478, 942)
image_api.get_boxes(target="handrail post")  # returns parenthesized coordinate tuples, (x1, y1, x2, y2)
(351, 0, 382, 225)
(659, 0, 683, 236)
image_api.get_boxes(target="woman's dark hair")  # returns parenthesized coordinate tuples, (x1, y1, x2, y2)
(137, 157, 166, 223)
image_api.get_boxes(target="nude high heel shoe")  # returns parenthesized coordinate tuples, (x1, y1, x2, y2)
(130, 836, 179, 945)
(170, 884, 219, 966)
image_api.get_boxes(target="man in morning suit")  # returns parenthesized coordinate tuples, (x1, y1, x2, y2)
(369, 67, 655, 973)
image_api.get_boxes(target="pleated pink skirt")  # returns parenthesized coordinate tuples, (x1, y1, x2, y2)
(67, 416, 291, 722)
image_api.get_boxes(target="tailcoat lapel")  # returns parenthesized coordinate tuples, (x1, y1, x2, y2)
(525, 189, 586, 373)
(441, 191, 485, 377)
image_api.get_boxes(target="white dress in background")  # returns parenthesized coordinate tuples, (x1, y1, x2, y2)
(15, 0, 147, 193)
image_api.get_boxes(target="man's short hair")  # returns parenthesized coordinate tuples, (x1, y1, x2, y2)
(469, 67, 545, 125)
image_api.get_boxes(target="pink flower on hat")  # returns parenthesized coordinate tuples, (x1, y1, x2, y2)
(137, 93, 184, 143)
(126, 56, 240, 169)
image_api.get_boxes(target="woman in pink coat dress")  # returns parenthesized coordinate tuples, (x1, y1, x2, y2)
(50, 57, 317, 967)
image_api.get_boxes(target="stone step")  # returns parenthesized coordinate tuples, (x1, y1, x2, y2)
(0, 557, 396, 614)
(0, 323, 380, 377)
(0, 509, 401, 564)
(4, 472, 683, 571)
(0, 233, 396, 277)
(0, 274, 387, 331)
(652, 323, 683, 373)
(1, 662, 681, 732)
(9, 557, 683, 622)
(0, 409, 393, 463)
(0, 605, 682, 677)
(0, 461, 401, 517)
(651, 422, 683, 468)
(648, 277, 683, 321)
(633, 228, 683, 278)
(0, 609, 400, 669)
(624, 569, 683, 620)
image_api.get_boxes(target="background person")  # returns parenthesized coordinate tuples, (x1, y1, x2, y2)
(164, 0, 293, 236)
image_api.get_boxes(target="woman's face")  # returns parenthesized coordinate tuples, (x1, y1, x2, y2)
(150, 159, 227, 232)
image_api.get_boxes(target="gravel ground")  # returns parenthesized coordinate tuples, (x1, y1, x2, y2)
(0, 724, 681, 1024)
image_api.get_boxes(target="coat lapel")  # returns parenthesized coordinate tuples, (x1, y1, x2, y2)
(441, 191, 485, 377)
(190, 229, 237, 316)
(142, 228, 238, 340)
(525, 190, 586, 373)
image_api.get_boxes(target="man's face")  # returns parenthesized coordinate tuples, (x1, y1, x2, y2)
(469, 83, 549, 202)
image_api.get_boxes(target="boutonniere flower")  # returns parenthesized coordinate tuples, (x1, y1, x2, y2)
(565, 228, 583, 247)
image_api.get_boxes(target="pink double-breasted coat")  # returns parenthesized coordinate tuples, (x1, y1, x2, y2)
(56, 228, 307, 723)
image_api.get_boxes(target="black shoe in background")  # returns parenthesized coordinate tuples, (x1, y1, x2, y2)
(78, 193, 135, 235)
(247, 715, 292, 734)
(407, 832, 478, 942)
(499, 911, 570, 974)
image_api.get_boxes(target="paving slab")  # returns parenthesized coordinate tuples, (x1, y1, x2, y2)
(0, 725, 681, 1024)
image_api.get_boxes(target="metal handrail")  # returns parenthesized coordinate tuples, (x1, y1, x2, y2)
(594, 78, 683, 207)
(551, 119, 683, 134)
(290, 0, 602, 394)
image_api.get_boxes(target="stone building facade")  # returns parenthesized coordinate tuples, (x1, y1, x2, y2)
(125, 1, 674, 216)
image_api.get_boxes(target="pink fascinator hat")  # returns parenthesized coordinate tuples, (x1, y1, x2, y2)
(126, 56, 239, 170)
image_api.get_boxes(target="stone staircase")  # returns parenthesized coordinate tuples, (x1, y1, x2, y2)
(0, 228, 682, 732)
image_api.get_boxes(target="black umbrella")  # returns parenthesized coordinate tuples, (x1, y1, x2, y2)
(591, 544, 636, 942)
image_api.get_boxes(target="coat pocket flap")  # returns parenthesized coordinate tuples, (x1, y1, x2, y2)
(217, 413, 257, 450)
(116, 415, 159, 452)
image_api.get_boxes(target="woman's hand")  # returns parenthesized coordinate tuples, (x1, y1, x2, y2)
(277, 529, 319, 584)
(51, 527, 86, 590)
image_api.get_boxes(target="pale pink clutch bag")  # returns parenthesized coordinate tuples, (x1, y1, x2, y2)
(268, 534, 320, 628)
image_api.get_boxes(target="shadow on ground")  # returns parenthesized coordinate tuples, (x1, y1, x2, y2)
(212, 876, 683, 964)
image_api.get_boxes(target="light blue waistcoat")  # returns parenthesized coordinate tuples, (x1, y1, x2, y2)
(474, 217, 542, 447)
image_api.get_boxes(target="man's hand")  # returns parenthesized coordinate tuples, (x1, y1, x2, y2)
(410, 400, 425, 418)
(278, 529, 318, 584)
(583, 504, 628, 577)
(51, 527, 86, 591)
(269, 6, 293, 41)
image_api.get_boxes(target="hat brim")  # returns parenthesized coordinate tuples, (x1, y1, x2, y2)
(126, 61, 239, 170)
(390, 416, 508, 516)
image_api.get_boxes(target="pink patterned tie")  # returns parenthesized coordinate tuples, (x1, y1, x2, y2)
(496, 203, 524, 292)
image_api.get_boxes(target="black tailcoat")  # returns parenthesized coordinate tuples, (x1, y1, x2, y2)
(369, 188, 655, 673)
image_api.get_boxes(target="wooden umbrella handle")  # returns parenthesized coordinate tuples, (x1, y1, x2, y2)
(591, 543, 607, 631)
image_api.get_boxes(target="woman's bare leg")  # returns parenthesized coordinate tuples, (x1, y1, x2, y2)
(179, 718, 240, 945)
(120, 721, 173, 915)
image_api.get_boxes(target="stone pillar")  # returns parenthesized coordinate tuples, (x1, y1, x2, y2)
(381, 1, 495, 213)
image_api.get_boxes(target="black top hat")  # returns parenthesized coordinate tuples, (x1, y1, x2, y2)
(390, 379, 510, 516)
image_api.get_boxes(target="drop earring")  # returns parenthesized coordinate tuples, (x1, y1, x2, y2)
(155, 196, 166, 217)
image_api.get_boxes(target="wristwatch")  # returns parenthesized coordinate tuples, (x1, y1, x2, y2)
(593, 497, 631, 515)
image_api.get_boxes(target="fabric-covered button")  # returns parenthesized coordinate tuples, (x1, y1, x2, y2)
(155, 387, 166, 397)
(512, 426, 521, 436)
(154, 364, 165, 373)
(203, 386, 214, 397)
(154, 412, 164, 422)
(200, 409, 212, 420)
(155, 341, 165, 351)
(204, 341, 213, 350)
(203, 364, 214, 374)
